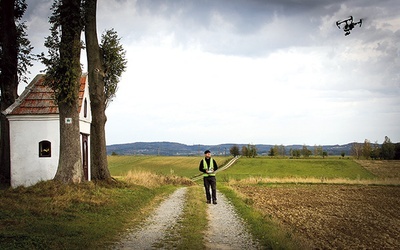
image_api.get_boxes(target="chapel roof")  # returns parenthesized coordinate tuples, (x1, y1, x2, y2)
(4, 74, 87, 116)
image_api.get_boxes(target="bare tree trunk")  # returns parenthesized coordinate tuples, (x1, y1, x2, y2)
(84, 0, 111, 180)
(0, 0, 18, 185)
(53, 0, 84, 183)
(55, 102, 84, 183)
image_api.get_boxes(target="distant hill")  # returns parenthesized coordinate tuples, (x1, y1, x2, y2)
(106, 141, 355, 156)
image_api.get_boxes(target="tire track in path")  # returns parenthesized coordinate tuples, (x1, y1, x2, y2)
(205, 190, 261, 250)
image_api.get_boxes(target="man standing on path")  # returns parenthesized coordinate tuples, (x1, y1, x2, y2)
(199, 150, 218, 204)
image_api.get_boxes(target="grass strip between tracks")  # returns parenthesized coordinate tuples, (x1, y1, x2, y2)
(161, 185, 208, 249)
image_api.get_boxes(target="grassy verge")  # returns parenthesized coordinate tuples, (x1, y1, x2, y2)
(218, 184, 309, 250)
(0, 179, 180, 249)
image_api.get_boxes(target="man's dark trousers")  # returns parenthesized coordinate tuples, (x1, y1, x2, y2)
(203, 176, 217, 202)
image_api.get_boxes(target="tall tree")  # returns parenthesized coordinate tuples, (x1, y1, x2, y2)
(394, 143, 400, 160)
(292, 149, 301, 158)
(268, 147, 275, 157)
(273, 145, 279, 156)
(279, 144, 286, 157)
(370, 141, 381, 160)
(301, 145, 311, 158)
(351, 142, 362, 160)
(314, 145, 323, 157)
(84, 0, 126, 180)
(247, 144, 257, 158)
(381, 136, 395, 160)
(0, 0, 33, 184)
(41, 0, 84, 183)
(84, 0, 108, 180)
(362, 139, 371, 160)
(229, 145, 240, 157)
(241, 145, 248, 157)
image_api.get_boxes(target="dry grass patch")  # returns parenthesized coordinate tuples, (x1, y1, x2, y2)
(228, 176, 400, 186)
(123, 170, 194, 188)
(355, 160, 400, 178)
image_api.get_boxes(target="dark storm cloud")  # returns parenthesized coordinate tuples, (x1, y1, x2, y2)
(24, 0, 398, 57)
(122, 0, 328, 55)
(115, 0, 398, 57)
(23, 0, 400, 78)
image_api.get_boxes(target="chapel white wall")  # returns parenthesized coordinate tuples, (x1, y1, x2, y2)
(9, 116, 60, 187)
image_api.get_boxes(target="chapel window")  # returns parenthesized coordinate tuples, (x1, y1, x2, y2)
(84, 98, 88, 118)
(39, 140, 51, 157)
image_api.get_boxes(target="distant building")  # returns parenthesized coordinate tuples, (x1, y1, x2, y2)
(3, 74, 91, 187)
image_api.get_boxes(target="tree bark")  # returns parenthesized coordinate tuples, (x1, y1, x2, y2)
(53, 0, 84, 183)
(0, 0, 18, 184)
(55, 102, 84, 183)
(84, 0, 111, 180)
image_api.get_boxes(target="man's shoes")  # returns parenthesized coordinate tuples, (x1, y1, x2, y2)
(206, 200, 211, 204)
(213, 200, 217, 205)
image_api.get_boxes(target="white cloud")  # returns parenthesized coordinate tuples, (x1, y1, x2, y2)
(22, 0, 400, 145)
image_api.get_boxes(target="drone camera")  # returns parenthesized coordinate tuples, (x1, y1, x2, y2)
(335, 16, 363, 36)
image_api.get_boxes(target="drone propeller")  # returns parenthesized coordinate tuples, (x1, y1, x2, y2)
(335, 16, 353, 29)
(351, 18, 363, 28)
(358, 17, 367, 26)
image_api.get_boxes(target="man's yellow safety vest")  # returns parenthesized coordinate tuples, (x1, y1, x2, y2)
(203, 158, 215, 177)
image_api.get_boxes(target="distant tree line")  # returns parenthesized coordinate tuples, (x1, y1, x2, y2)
(229, 144, 327, 158)
(228, 136, 400, 160)
(229, 144, 320, 158)
(351, 136, 399, 160)
(229, 144, 257, 158)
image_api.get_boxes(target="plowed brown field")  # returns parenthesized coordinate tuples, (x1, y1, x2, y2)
(235, 184, 400, 249)
(231, 160, 400, 249)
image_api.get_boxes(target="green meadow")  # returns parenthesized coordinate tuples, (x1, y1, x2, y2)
(108, 155, 231, 178)
(219, 157, 376, 180)
(108, 155, 376, 181)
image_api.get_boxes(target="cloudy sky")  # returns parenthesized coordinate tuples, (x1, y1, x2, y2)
(23, 0, 399, 146)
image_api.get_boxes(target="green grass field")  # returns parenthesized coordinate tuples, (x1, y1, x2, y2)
(109, 155, 376, 181)
(108, 155, 231, 178)
(218, 157, 376, 180)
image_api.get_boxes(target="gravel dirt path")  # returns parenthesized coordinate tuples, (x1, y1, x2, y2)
(205, 190, 260, 249)
(116, 187, 188, 249)
(115, 187, 259, 249)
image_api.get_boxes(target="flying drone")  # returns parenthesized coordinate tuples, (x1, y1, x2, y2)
(336, 16, 362, 36)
